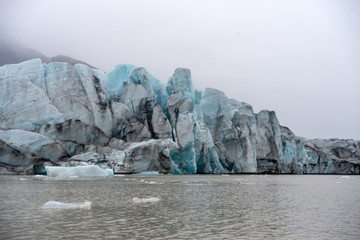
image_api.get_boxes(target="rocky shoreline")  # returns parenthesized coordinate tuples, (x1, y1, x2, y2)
(0, 59, 359, 175)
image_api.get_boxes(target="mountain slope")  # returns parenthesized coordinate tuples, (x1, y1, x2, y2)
(0, 38, 96, 68)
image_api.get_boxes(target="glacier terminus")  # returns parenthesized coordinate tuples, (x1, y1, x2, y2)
(0, 59, 359, 175)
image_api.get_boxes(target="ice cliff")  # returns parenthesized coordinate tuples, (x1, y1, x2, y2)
(0, 59, 359, 174)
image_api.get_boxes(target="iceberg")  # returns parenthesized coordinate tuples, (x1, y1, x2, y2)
(45, 165, 113, 178)
(105, 168, 114, 177)
(133, 197, 160, 203)
(42, 201, 91, 209)
(135, 171, 160, 175)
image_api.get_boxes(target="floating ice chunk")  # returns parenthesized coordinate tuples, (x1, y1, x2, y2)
(135, 171, 160, 175)
(340, 176, 350, 179)
(19, 178, 28, 181)
(42, 201, 91, 209)
(133, 197, 160, 203)
(146, 181, 158, 184)
(45, 165, 113, 178)
(141, 180, 158, 184)
(34, 175, 48, 180)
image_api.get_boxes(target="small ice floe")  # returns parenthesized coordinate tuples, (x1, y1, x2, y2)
(135, 171, 160, 175)
(19, 177, 28, 181)
(183, 181, 210, 186)
(243, 182, 256, 185)
(35, 175, 47, 179)
(139, 180, 158, 184)
(222, 174, 230, 176)
(42, 201, 91, 209)
(45, 165, 113, 178)
(133, 197, 160, 204)
(340, 176, 350, 179)
(146, 181, 158, 184)
(33, 175, 49, 181)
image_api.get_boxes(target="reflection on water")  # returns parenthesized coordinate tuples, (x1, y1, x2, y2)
(0, 175, 359, 239)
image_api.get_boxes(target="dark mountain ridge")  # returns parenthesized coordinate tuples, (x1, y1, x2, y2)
(0, 37, 96, 68)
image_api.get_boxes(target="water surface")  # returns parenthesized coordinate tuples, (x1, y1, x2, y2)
(0, 175, 359, 239)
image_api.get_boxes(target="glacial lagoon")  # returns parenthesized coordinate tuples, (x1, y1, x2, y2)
(1, 175, 359, 240)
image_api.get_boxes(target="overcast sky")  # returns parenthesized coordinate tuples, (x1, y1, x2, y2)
(1, 0, 359, 139)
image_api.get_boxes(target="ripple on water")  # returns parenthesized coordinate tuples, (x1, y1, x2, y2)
(0, 175, 359, 239)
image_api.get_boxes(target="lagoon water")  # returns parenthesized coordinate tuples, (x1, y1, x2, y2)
(0, 175, 359, 239)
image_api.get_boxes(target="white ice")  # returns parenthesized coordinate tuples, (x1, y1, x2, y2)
(133, 197, 160, 203)
(41, 201, 91, 209)
(45, 165, 113, 178)
(135, 171, 160, 175)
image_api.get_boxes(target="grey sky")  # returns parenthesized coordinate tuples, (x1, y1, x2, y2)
(1, 0, 359, 139)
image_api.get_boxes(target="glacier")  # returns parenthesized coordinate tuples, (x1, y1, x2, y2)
(0, 59, 359, 175)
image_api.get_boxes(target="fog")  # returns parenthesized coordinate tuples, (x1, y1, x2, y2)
(1, 0, 359, 139)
